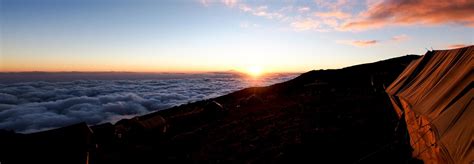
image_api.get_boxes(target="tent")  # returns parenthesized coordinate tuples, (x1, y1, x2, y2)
(386, 45, 473, 163)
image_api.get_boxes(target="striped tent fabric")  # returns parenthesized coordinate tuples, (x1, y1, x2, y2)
(386, 45, 473, 163)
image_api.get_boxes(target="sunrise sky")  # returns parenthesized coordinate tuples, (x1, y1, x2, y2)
(1, 0, 473, 73)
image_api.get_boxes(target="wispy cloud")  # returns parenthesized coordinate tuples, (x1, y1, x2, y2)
(341, 0, 474, 31)
(201, 0, 341, 32)
(241, 5, 285, 20)
(298, 7, 310, 12)
(337, 40, 379, 47)
(338, 34, 411, 47)
(199, 0, 239, 7)
(314, 11, 351, 19)
(447, 44, 469, 49)
(199, 1, 290, 26)
(239, 4, 252, 12)
(199, 0, 473, 32)
(391, 34, 409, 42)
(199, 0, 212, 6)
(222, 0, 238, 7)
(315, 0, 350, 10)
(291, 19, 321, 31)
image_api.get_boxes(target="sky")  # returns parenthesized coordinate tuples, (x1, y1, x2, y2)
(1, 0, 473, 73)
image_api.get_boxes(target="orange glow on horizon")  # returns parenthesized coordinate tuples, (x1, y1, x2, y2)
(0, 59, 311, 73)
(245, 66, 264, 77)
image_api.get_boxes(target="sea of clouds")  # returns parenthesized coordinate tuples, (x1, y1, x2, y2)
(0, 72, 296, 133)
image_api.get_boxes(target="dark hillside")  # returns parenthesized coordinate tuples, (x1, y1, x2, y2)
(0, 55, 421, 164)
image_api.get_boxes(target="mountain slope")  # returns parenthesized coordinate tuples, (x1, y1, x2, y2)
(0, 55, 421, 164)
(96, 55, 420, 163)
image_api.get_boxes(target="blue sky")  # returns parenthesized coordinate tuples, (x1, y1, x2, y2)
(1, 0, 473, 73)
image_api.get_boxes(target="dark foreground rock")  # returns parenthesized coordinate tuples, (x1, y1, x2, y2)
(0, 55, 422, 164)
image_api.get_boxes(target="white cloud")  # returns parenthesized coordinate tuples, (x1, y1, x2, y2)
(200, 0, 212, 6)
(222, 0, 238, 7)
(0, 73, 296, 133)
(315, 0, 350, 10)
(298, 7, 310, 12)
(211, 0, 473, 33)
(241, 5, 284, 20)
(239, 4, 252, 12)
(314, 11, 351, 19)
(291, 19, 321, 31)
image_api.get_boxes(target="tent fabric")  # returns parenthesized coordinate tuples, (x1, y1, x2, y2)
(386, 45, 473, 164)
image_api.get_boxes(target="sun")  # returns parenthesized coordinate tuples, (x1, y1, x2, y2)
(246, 66, 263, 77)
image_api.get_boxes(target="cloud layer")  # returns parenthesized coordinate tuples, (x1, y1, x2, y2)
(0, 73, 295, 133)
(342, 0, 474, 31)
(203, 0, 474, 32)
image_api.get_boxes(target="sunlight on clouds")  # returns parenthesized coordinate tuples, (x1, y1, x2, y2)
(1, 0, 472, 73)
(447, 44, 469, 49)
(246, 65, 263, 77)
(291, 19, 321, 31)
(314, 11, 351, 19)
(391, 34, 410, 42)
(337, 40, 379, 47)
(0, 73, 296, 132)
(209, 0, 474, 32)
(341, 0, 474, 31)
(200, 0, 472, 53)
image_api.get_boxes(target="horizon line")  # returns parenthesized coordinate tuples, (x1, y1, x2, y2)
(0, 70, 304, 74)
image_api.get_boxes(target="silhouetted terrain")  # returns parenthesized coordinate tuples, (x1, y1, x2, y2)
(0, 55, 422, 164)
